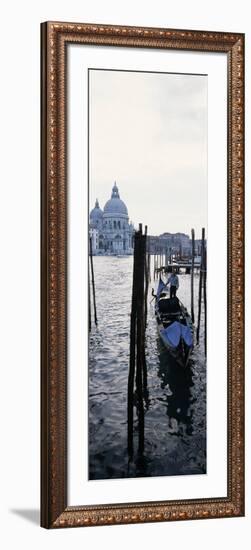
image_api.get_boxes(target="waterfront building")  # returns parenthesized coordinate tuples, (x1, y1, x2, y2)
(160, 232, 191, 255)
(148, 233, 205, 258)
(89, 223, 99, 253)
(89, 182, 134, 255)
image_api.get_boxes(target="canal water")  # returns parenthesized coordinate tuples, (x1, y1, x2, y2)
(89, 256, 206, 480)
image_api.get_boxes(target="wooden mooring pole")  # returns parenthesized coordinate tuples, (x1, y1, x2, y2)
(128, 224, 148, 456)
(196, 227, 205, 344)
(127, 231, 139, 457)
(191, 228, 195, 323)
(144, 228, 149, 329)
(88, 262, 91, 332)
(203, 247, 207, 356)
(136, 226, 146, 453)
(89, 237, 97, 325)
(148, 253, 151, 283)
(142, 228, 148, 390)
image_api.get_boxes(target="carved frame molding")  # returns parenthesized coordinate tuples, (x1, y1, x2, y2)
(41, 21, 245, 528)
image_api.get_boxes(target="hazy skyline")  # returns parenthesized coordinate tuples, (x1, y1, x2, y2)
(89, 69, 207, 236)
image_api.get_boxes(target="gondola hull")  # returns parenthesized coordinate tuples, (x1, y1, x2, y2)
(155, 290, 193, 367)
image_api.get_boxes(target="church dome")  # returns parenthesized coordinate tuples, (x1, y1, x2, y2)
(90, 199, 103, 224)
(103, 182, 128, 217)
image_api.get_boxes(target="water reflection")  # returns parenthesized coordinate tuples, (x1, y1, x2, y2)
(157, 340, 194, 437)
(89, 256, 206, 480)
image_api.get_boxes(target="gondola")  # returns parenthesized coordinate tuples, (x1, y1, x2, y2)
(154, 277, 193, 367)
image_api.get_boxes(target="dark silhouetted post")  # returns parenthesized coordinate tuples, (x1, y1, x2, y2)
(148, 253, 151, 283)
(196, 227, 205, 344)
(128, 231, 139, 456)
(191, 228, 195, 323)
(128, 224, 148, 456)
(203, 247, 207, 356)
(89, 237, 97, 325)
(136, 228, 146, 453)
(142, 229, 148, 391)
(88, 263, 91, 332)
(144, 227, 149, 329)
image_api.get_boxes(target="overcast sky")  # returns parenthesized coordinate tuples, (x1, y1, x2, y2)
(89, 69, 207, 237)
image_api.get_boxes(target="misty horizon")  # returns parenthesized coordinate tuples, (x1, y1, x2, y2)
(89, 69, 207, 236)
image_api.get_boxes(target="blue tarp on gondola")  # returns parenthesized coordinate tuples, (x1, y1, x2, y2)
(181, 324, 193, 347)
(160, 321, 181, 347)
(160, 321, 193, 349)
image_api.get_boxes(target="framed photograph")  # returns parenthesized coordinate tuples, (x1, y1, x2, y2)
(41, 21, 245, 528)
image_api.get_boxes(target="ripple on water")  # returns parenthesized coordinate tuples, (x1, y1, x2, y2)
(89, 256, 206, 479)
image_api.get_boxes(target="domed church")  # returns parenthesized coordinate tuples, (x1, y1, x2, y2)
(89, 182, 134, 255)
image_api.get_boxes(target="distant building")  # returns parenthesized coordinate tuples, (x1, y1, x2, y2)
(148, 232, 190, 256)
(148, 232, 205, 257)
(160, 232, 191, 255)
(89, 182, 134, 255)
(89, 224, 99, 253)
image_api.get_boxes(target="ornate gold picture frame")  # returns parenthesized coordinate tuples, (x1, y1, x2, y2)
(41, 21, 245, 528)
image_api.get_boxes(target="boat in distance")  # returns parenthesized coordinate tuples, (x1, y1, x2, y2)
(153, 277, 193, 367)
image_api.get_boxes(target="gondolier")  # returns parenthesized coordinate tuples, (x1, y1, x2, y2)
(167, 270, 179, 298)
